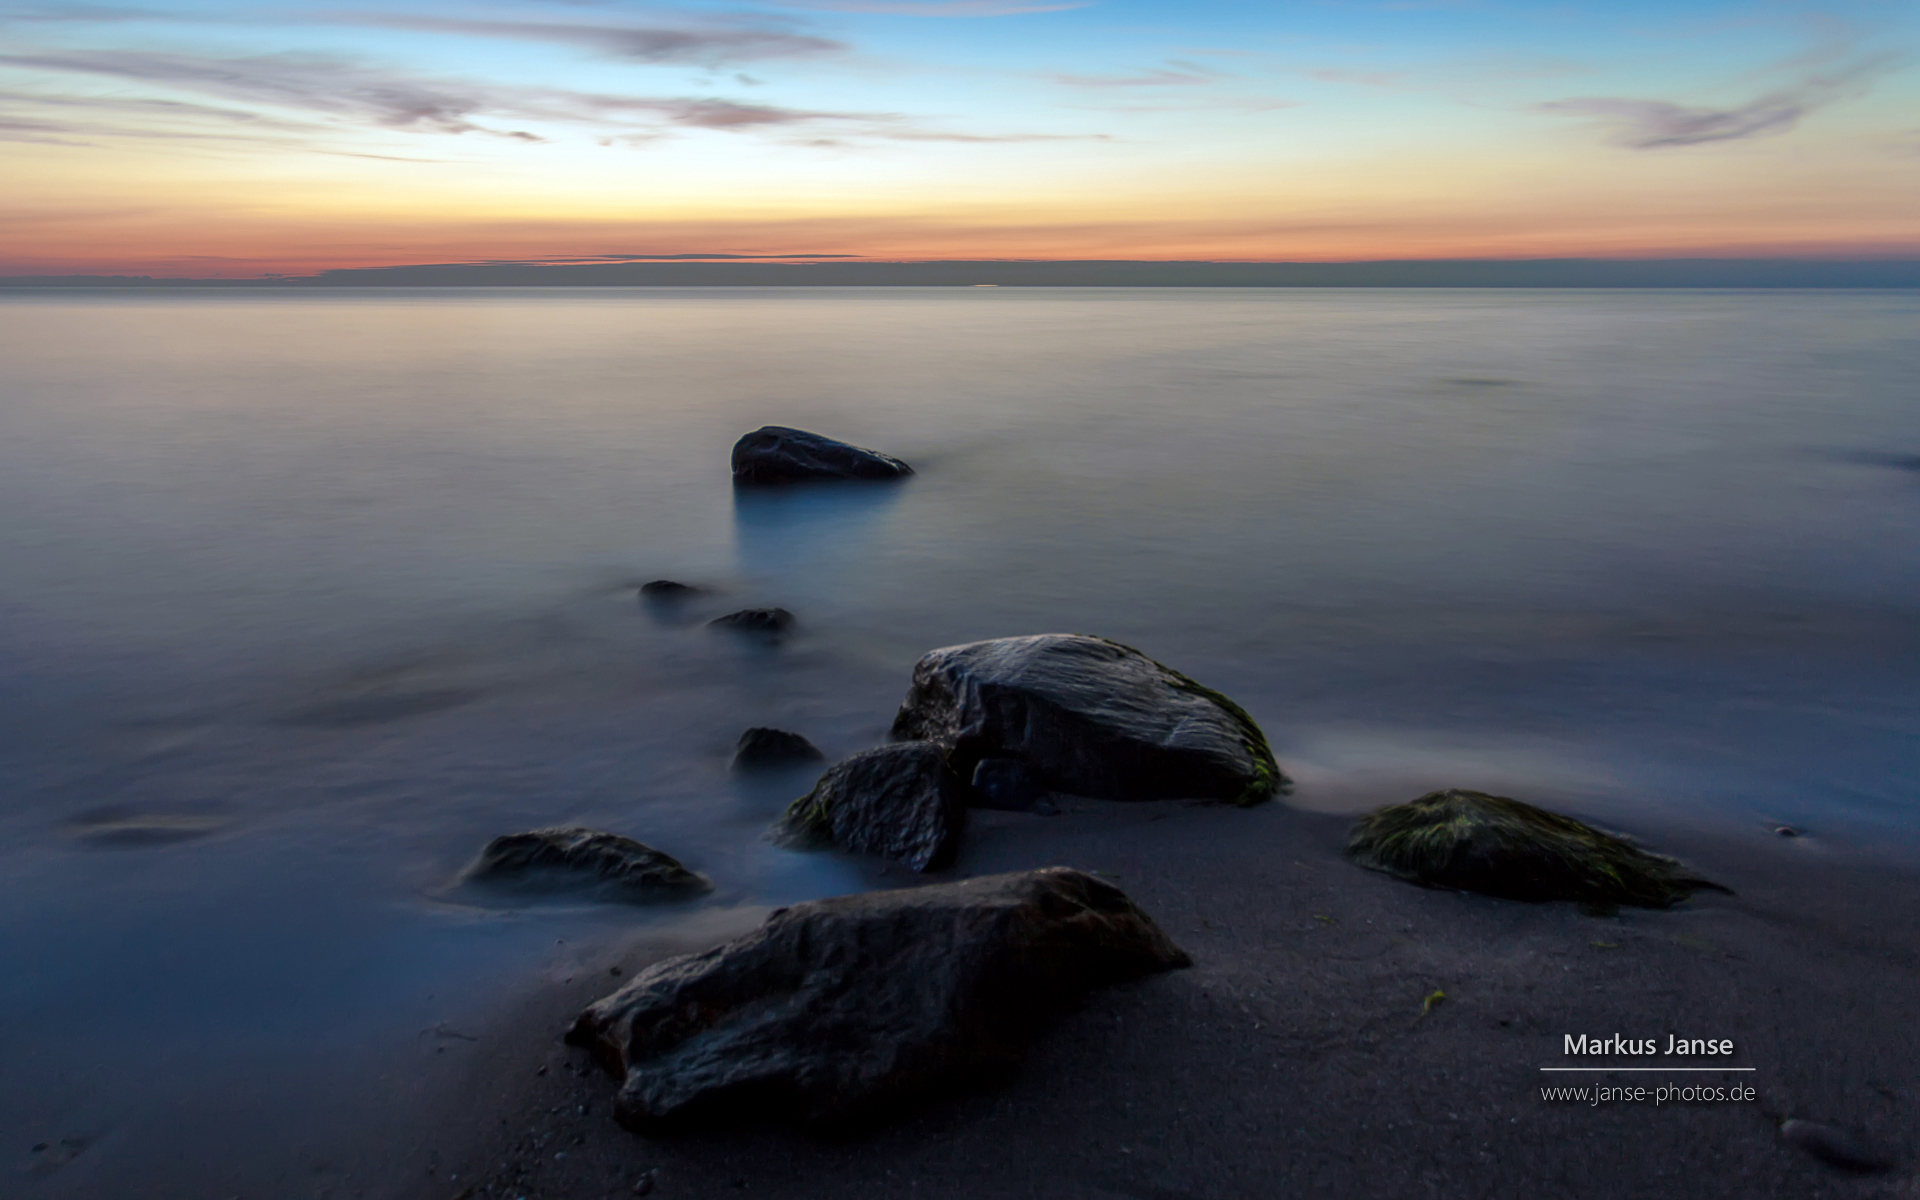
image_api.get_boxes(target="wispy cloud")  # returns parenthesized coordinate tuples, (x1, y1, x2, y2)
(0, 50, 520, 134)
(767, 0, 1087, 14)
(1538, 52, 1903, 148)
(0, 47, 1098, 149)
(1054, 59, 1229, 88)
(0, 3, 158, 21)
(1302, 67, 1407, 88)
(337, 14, 844, 67)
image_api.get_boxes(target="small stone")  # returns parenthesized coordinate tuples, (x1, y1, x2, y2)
(1776, 826, 1801, 837)
(462, 828, 712, 904)
(708, 608, 794, 637)
(639, 580, 701, 599)
(1781, 1119, 1892, 1172)
(731, 728, 824, 771)
(632, 1171, 657, 1196)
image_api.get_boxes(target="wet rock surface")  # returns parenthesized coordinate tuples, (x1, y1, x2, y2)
(731, 727, 825, 771)
(1345, 789, 1729, 909)
(969, 758, 1055, 814)
(707, 607, 795, 637)
(890, 633, 1285, 806)
(463, 827, 712, 903)
(730, 425, 913, 485)
(565, 867, 1190, 1132)
(778, 741, 967, 872)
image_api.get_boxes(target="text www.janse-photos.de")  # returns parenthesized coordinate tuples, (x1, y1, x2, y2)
(1539, 1033, 1757, 1105)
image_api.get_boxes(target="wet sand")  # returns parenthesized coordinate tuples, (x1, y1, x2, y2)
(401, 801, 1920, 1200)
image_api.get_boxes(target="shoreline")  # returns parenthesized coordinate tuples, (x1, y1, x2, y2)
(404, 800, 1920, 1200)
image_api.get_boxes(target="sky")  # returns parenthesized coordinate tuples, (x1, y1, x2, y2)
(2, 0, 1917, 275)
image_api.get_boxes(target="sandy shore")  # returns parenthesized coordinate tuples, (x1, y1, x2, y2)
(401, 800, 1920, 1200)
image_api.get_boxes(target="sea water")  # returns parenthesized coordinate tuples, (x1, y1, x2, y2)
(2, 287, 1918, 1192)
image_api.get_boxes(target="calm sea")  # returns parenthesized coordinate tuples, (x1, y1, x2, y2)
(3, 287, 1918, 1191)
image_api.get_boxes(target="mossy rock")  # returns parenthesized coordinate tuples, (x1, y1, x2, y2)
(1345, 790, 1728, 909)
(889, 633, 1287, 807)
(777, 741, 967, 872)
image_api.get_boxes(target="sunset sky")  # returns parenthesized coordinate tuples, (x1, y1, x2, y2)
(3, 0, 1916, 276)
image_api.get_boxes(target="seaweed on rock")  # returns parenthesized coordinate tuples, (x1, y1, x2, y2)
(1088, 635, 1287, 807)
(1345, 789, 1729, 909)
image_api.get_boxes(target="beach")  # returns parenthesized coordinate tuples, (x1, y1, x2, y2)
(408, 804, 1920, 1200)
(3, 287, 1919, 1197)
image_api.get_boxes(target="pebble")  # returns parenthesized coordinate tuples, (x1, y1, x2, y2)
(1781, 1119, 1891, 1172)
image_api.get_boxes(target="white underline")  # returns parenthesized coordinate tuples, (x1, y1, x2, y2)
(1540, 1067, 1755, 1072)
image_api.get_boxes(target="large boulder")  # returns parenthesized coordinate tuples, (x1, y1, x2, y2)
(777, 741, 966, 872)
(1345, 790, 1729, 909)
(566, 867, 1190, 1131)
(890, 634, 1285, 806)
(462, 828, 711, 903)
(731, 426, 913, 485)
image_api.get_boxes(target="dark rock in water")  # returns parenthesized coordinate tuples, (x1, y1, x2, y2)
(732, 727, 824, 771)
(639, 580, 701, 599)
(707, 607, 795, 636)
(1775, 825, 1802, 837)
(1344, 789, 1729, 908)
(464, 827, 711, 903)
(566, 867, 1190, 1131)
(731, 425, 913, 485)
(970, 758, 1055, 814)
(890, 633, 1285, 806)
(1780, 1119, 1893, 1172)
(777, 741, 966, 872)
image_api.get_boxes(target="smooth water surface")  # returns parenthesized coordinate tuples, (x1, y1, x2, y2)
(3, 287, 1918, 1192)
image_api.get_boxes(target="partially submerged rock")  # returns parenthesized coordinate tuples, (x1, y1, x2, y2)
(463, 827, 711, 903)
(708, 607, 794, 636)
(1344, 789, 1728, 909)
(777, 741, 965, 872)
(890, 634, 1285, 806)
(566, 867, 1189, 1131)
(731, 426, 913, 485)
(732, 727, 824, 771)
(639, 580, 702, 599)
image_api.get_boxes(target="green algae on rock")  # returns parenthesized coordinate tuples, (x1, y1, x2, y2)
(1345, 789, 1728, 909)
(890, 633, 1287, 807)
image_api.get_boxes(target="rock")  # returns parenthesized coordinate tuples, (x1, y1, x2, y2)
(970, 758, 1055, 814)
(1775, 825, 1801, 837)
(731, 425, 913, 485)
(889, 634, 1285, 806)
(639, 580, 701, 599)
(462, 827, 711, 903)
(1780, 1119, 1892, 1172)
(708, 607, 795, 637)
(566, 867, 1190, 1131)
(1344, 790, 1730, 908)
(732, 727, 824, 771)
(777, 741, 966, 872)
